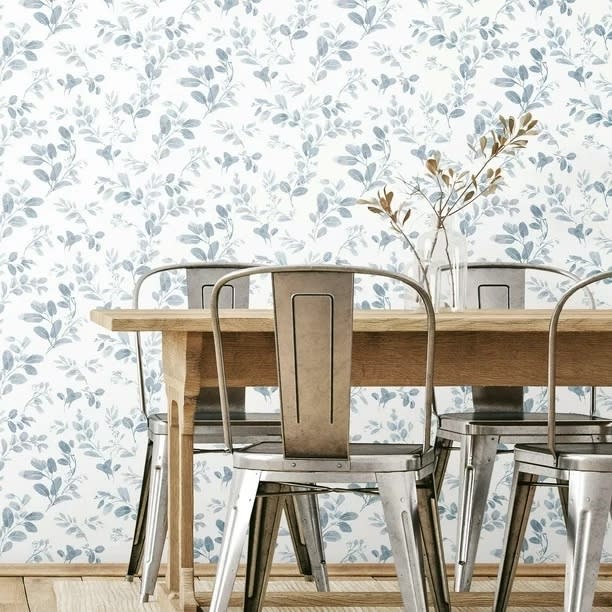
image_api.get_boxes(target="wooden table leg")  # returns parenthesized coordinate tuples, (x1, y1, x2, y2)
(166, 390, 180, 597)
(162, 331, 202, 611)
(178, 396, 199, 612)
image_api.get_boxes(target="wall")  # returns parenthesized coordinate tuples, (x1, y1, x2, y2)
(0, 0, 611, 565)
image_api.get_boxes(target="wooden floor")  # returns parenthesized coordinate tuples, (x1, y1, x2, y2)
(3, 566, 612, 611)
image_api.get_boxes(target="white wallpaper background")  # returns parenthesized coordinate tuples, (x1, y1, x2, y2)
(0, 0, 611, 566)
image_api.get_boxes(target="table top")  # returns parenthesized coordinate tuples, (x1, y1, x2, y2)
(90, 308, 611, 333)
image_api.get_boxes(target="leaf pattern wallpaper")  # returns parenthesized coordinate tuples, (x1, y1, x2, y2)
(0, 0, 611, 565)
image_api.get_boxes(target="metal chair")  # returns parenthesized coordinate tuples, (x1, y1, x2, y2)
(125, 263, 328, 602)
(433, 262, 609, 592)
(208, 265, 451, 612)
(494, 270, 612, 612)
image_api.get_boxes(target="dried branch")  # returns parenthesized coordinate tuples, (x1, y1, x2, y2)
(358, 113, 538, 305)
(360, 112, 538, 235)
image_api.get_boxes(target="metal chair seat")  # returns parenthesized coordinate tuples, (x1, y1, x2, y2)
(438, 411, 611, 437)
(514, 443, 612, 472)
(147, 412, 282, 441)
(234, 441, 434, 474)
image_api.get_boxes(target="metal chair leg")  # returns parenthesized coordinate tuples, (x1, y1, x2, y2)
(244, 482, 286, 612)
(557, 477, 569, 527)
(209, 469, 261, 612)
(455, 434, 498, 591)
(377, 471, 429, 612)
(131, 449, 327, 603)
(126, 437, 153, 580)
(493, 465, 538, 612)
(564, 471, 612, 612)
(417, 474, 451, 612)
(292, 488, 329, 591)
(283, 494, 312, 579)
(434, 437, 453, 497)
(139, 434, 168, 603)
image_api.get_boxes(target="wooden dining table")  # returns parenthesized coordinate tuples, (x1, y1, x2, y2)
(90, 307, 612, 611)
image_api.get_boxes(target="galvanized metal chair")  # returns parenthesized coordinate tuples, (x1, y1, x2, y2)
(494, 270, 612, 612)
(433, 262, 609, 592)
(208, 265, 450, 612)
(125, 263, 328, 602)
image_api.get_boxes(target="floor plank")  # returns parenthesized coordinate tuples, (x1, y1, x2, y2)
(14, 574, 612, 611)
(24, 577, 80, 612)
(56, 578, 160, 611)
(0, 577, 28, 611)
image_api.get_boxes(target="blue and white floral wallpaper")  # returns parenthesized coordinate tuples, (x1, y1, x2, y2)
(0, 0, 611, 566)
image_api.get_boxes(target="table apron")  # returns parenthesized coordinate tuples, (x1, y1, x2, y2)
(195, 331, 612, 387)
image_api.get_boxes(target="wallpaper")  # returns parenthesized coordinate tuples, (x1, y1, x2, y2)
(0, 0, 611, 567)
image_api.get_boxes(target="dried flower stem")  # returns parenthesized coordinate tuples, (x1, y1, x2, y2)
(360, 113, 538, 305)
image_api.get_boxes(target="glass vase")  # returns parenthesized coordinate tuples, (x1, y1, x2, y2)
(416, 217, 467, 311)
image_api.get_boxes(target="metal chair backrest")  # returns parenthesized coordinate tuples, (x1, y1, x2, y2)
(133, 263, 250, 418)
(453, 262, 585, 414)
(272, 270, 353, 459)
(211, 265, 436, 458)
(547, 270, 611, 459)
